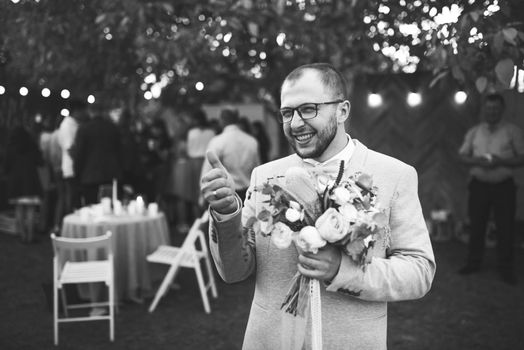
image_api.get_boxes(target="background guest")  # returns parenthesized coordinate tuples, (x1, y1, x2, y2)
(57, 99, 88, 213)
(200, 106, 260, 202)
(458, 93, 524, 285)
(72, 106, 123, 205)
(5, 124, 43, 243)
(171, 108, 216, 231)
(38, 113, 62, 234)
(251, 120, 271, 164)
(139, 118, 172, 204)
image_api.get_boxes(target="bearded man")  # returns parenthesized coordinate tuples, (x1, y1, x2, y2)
(201, 63, 435, 349)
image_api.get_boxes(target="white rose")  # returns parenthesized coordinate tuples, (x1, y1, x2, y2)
(271, 222, 295, 249)
(330, 187, 352, 205)
(295, 226, 326, 253)
(285, 208, 302, 222)
(315, 207, 349, 243)
(289, 200, 301, 211)
(338, 203, 358, 222)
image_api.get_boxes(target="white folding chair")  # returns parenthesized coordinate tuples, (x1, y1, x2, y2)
(147, 212, 217, 313)
(51, 231, 115, 345)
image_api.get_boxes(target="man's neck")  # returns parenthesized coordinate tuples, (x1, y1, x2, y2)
(305, 134, 353, 165)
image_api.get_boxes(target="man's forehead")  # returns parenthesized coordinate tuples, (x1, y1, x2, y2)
(281, 70, 328, 96)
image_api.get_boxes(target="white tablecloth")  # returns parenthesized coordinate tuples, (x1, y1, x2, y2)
(61, 212, 170, 301)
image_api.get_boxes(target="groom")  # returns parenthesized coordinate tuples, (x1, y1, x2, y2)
(201, 63, 435, 349)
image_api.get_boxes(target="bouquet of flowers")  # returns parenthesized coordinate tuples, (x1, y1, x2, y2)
(249, 161, 389, 319)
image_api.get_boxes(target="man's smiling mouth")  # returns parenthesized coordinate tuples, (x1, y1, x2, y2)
(294, 133, 315, 142)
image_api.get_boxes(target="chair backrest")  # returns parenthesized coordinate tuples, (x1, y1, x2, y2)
(51, 232, 113, 268)
(180, 211, 209, 254)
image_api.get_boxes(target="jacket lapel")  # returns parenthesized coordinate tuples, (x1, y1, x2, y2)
(345, 139, 369, 176)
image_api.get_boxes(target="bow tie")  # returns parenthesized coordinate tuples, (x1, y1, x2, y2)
(302, 158, 348, 179)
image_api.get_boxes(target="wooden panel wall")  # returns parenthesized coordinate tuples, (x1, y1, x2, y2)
(349, 73, 482, 221)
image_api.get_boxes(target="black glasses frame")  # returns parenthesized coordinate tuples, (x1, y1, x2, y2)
(278, 99, 344, 123)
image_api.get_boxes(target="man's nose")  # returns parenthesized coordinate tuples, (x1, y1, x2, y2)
(289, 110, 305, 128)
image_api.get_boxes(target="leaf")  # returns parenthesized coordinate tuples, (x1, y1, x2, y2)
(502, 28, 518, 45)
(451, 65, 465, 83)
(245, 216, 258, 228)
(495, 58, 514, 88)
(429, 70, 448, 88)
(257, 209, 272, 221)
(492, 32, 504, 55)
(95, 14, 106, 24)
(162, 3, 174, 13)
(248, 22, 258, 37)
(475, 76, 488, 93)
(470, 11, 480, 22)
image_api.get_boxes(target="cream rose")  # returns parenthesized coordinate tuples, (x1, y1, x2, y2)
(295, 226, 326, 253)
(315, 207, 350, 243)
(271, 222, 295, 249)
(330, 187, 352, 205)
(285, 207, 302, 223)
(338, 203, 358, 223)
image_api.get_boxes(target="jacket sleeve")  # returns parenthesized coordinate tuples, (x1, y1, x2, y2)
(208, 167, 258, 283)
(326, 165, 436, 301)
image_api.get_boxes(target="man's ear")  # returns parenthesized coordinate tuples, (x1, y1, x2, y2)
(337, 100, 351, 124)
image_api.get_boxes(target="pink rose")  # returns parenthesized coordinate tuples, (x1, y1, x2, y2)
(315, 207, 350, 243)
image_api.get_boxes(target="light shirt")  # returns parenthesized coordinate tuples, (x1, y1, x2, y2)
(187, 127, 216, 158)
(459, 121, 524, 183)
(40, 130, 62, 173)
(302, 134, 355, 171)
(202, 124, 260, 191)
(57, 116, 79, 178)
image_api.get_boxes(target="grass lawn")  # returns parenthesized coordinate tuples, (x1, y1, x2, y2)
(1, 229, 523, 350)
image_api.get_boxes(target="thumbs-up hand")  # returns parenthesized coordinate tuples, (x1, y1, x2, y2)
(201, 150, 239, 215)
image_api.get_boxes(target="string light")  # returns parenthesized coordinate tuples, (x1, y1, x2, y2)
(60, 89, 70, 99)
(144, 91, 153, 100)
(454, 91, 467, 104)
(0, 85, 5, 95)
(368, 93, 383, 107)
(87, 95, 95, 104)
(41, 88, 51, 97)
(60, 108, 70, 117)
(407, 92, 422, 106)
(195, 82, 204, 91)
(19, 87, 28, 96)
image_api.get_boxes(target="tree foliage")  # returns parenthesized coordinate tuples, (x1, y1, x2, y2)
(0, 0, 522, 109)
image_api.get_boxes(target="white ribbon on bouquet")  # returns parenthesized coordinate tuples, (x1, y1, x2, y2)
(310, 279, 323, 350)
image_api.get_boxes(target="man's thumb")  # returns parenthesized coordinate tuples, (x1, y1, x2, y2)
(206, 150, 226, 171)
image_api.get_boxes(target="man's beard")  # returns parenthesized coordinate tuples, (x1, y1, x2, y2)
(287, 116, 338, 159)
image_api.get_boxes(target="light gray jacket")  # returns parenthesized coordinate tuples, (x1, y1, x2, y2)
(209, 140, 436, 350)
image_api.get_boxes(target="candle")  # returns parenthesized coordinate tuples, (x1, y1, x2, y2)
(136, 195, 145, 214)
(148, 202, 158, 216)
(112, 178, 117, 207)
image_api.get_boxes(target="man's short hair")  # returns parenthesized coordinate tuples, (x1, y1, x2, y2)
(485, 93, 505, 108)
(282, 63, 348, 99)
(219, 107, 239, 126)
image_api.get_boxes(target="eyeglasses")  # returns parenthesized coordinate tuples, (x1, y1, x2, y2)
(278, 100, 344, 123)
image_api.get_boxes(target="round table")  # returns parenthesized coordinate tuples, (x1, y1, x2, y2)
(61, 212, 171, 301)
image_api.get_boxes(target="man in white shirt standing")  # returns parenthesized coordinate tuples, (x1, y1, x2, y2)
(458, 93, 524, 285)
(57, 99, 88, 216)
(201, 107, 260, 202)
